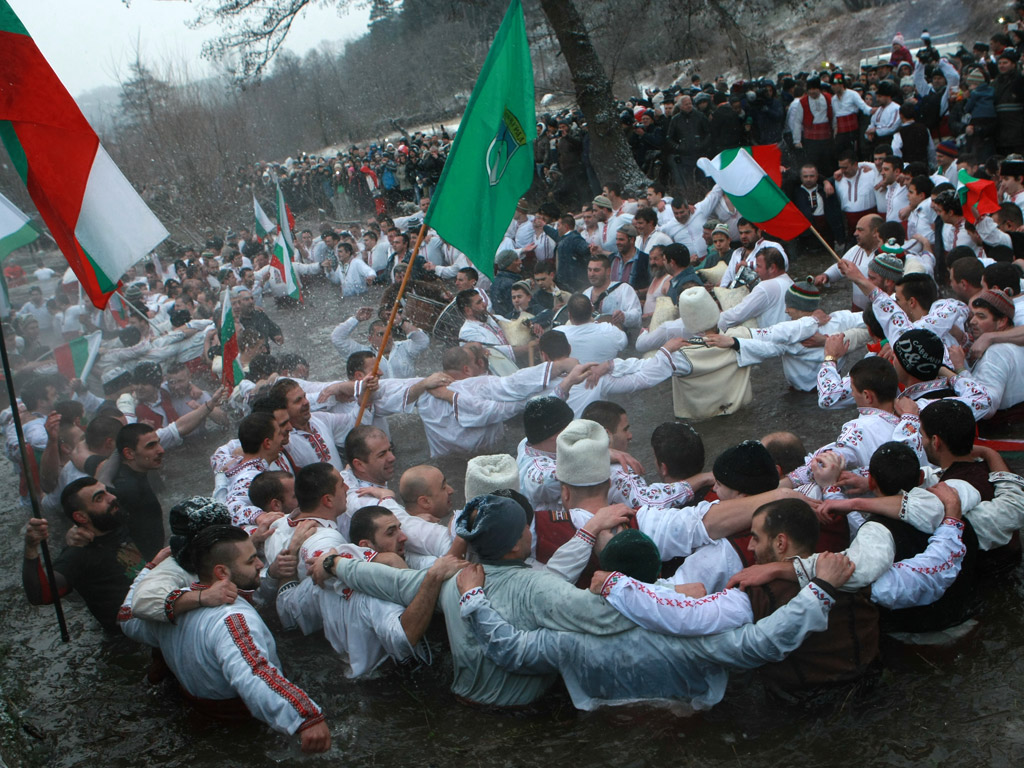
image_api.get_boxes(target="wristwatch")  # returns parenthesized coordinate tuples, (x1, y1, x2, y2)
(823, 354, 837, 363)
(323, 553, 340, 577)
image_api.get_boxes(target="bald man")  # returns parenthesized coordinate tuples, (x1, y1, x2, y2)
(399, 466, 456, 524)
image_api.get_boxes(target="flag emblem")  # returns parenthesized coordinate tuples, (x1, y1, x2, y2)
(486, 108, 527, 186)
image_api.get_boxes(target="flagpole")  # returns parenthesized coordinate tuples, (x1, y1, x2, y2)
(808, 225, 842, 263)
(0, 326, 70, 642)
(354, 221, 430, 427)
(115, 289, 164, 334)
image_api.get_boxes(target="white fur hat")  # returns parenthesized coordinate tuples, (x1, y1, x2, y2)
(555, 419, 610, 487)
(678, 286, 721, 334)
(464, 454, 520, 501)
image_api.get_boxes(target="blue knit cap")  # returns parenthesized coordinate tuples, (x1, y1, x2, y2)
(455, 494, 527, 560)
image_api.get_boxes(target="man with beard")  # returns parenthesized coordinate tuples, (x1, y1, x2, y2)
(23, 477, 144, 631)
(122, 524, 331, 752)
(112, 423, 169, 559)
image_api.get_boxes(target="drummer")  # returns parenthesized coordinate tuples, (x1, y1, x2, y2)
(456, 289, 538, 376)
(330, 306, 431, 379)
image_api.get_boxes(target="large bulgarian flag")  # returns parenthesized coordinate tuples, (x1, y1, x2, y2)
(0, 1, 168, 309)
(698, 147, 809, 240)
(53, 331, 101, 381)
(957, 169, 1000, 225)
(219, 288, 243, 390)
(270, 182, 301, 300)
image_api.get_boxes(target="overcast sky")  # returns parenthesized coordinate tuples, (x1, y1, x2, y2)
(7, 0, 371, 97)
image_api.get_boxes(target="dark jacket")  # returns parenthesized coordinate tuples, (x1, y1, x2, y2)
(790, 181, 846, 244)
(665, 109, 711, 157)
(489, 269, 520, 318)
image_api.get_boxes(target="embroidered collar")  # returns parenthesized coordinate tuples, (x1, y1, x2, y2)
(855, 406, 901, 425)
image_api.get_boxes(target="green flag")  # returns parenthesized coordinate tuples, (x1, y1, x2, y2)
(424, 0, 534, 278)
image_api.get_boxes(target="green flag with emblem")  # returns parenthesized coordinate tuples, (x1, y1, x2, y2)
(423, 0, 534, 279)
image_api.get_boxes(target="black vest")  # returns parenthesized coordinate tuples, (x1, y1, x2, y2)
(868, 514, 978, 633)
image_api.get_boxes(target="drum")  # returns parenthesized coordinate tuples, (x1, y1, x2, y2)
(402, 293, 447, 331)
(432, 299, 465, 345)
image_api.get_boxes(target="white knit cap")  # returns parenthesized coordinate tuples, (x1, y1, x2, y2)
(555, 419, 610, 487)
(464, 454, 520, 501)
(678, 286, 721, 334)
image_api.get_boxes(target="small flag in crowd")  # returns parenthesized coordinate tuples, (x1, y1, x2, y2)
(219, 288, 243, 390)
(0, 0, 168, 309)
(698, 147, 810, 241)
(957, 169, 1000, 225)
(423, 0, 535, 278)
(0, 190, 38, 261)
(253, 195, 275, 242)
(270, 182, 302, 300)
(53, 331, 101, 381)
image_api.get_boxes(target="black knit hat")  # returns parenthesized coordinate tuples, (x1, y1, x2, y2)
(892, 329, 943, 381)
(713, 440, 779, 495)
(523, 396, 574, 445)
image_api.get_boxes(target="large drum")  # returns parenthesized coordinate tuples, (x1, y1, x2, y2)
(432, 299, 465, 345)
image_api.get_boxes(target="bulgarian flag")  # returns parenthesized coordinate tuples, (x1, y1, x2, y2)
(53, 331, 101, 381)
(957, 169, 1000, 225)
(270, 182, 301, 300)
(219, 288, 243, 390)
(698, 148, 809, 240)
(253, 195, 275, 242)
(0, 1, 168, 309)
(0, 190, 38, 260)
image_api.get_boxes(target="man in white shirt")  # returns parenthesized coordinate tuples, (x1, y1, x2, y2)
(660, 185, 727, 255)
(866, 80, 900, 145)
(456, 289, 532, 373)
(719, 220, 789, 286)
(718, 248, 794, 331)
(582, 254, 642, 331)
(633, 207, 673, 257)
(834, 149, 881, 242)
(878, 154, 909, 223)
(557, 294, 628, 364)
(331, 306, 430, 379)
(814, 213, 883, 309)
(325, 242, 376, 296)
(272, 378, 355, 472)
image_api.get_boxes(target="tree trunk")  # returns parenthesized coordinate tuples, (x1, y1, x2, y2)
(536, 0, 649, 191)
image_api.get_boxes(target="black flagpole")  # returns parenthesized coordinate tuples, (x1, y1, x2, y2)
(0, 323, 70, 642)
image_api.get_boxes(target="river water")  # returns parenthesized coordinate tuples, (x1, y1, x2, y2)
(2, 250, 1022, 767)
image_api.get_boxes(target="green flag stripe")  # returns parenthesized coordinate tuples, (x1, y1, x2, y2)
(0, 221, 38, 259)
(0, 2, 29, 37)
(83, 246, 117, 293)
(723, 176, 789, 223)
(718, 148, 741, 168)
(0, 121, 29, 184)
(68, 336, 90, 373)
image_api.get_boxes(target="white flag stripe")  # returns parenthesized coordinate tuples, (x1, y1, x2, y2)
(697, 151, 763, 197)
(74, 145, 169, 285)
(254, 196, 275, 236)
(0, 190, 31, 239)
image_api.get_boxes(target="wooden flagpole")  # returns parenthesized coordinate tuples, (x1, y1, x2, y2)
(354, 221, 430, 426)
(807, 224, 843, 263)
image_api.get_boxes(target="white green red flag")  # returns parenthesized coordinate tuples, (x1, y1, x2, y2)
(219, 288, 243, 390)
(253, 195, 275, 241)
(53, 331, 101, 381)
(270, 182, 301, 300)
(698, 147, 809, 240)
(0, 0, 168, 309)
(0, 190, 38, 260)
